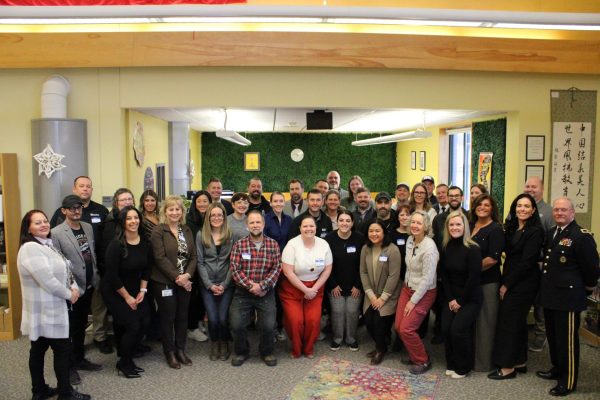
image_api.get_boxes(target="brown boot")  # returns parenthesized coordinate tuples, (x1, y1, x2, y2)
(165, 351, 181, 369)
(175, 349, 192, 366)
(210, 341, 219, 361)
(219, 341, 231, 361)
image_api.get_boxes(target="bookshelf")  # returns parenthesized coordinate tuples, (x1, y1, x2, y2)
(0, 154, 22, 340)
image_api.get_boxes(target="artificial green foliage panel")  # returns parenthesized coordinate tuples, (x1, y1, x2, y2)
(201, 132, 396, 193)
(471, 118, 507, 216)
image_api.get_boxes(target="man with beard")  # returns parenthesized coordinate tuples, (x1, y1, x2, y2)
(363, 192, 397, 235)
(429, 185, 466, 344)
(326, 170, 349, 198)
(352, 188, 376, 234)
(288, 189, 333, 240)
(229, 210, 282, 367)
(246, 177, 272, 214)
(391, 183, 410, 211)
(284, 179, 307, 218)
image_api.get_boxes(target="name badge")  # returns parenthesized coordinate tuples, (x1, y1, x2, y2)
(379, 255, 388, 262)
(320, 232, 328, 238)
(162, 289, 173, 297)
(346, 246, 356, 253)
(396, 239, 405, 246)
(315, 258, 325, 267)
(91, 217, 101, 224)
(242, 253, 251, 260)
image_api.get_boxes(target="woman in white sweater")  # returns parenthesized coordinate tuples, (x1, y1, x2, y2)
(17, 209, 90, 400)
(394, 210, 439, 375)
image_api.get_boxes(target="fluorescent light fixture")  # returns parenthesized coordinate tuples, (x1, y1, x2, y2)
(329, 18, 483, 28)
(216, 129, 251, 146)
(352, 129, 432, 146)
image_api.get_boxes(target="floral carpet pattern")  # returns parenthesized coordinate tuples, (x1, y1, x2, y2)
(287, 357, 439, 400)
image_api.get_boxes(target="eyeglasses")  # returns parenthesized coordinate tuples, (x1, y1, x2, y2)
(67, 205, 82, 212)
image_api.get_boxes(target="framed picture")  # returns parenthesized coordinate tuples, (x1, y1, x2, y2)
(244, 152, 260, 171)
(410, 151, 416, 170)
(525, 165, 545, 182)
(419, 151, 426, 171)
(477, 152, 493, 192)
(526, 135, 545, 161)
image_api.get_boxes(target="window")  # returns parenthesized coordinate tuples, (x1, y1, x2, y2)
(448, 127, 472, 209)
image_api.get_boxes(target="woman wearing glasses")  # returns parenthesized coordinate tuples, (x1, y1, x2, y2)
(409, 183, 437, 231)
(197, 202, 234, 361)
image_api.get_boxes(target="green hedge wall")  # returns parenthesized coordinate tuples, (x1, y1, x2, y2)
(201, 132, 396, 193)
(471, 118, 507, 216)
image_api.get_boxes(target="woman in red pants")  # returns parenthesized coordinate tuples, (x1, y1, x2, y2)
(279, 215, 332, 358)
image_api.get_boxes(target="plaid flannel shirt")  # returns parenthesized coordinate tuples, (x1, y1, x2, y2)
(230, 235, 281, 291)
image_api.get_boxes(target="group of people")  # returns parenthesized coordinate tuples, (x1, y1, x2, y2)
(16, 171, 599, 400)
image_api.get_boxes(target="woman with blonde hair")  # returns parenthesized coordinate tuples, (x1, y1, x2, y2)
(197, 202, 235, 361)
(439, 211, 482, 378)
(151, 195, 197, 369)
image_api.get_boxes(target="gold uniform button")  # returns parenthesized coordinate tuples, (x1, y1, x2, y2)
(560, 256, 567, 263)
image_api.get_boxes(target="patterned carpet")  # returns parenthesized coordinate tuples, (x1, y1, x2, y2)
(287, 357, 439, 400)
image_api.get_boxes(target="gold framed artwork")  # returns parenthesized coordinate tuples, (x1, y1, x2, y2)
(477, 152, 493, 192)
(244, 152, 260, 171)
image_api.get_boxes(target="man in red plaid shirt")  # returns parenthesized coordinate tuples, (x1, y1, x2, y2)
(229, 210, 282, 366)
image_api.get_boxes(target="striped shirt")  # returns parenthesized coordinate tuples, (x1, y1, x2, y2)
(230, 235, 282, 291)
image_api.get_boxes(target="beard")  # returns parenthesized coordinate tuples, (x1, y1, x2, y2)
(377, 209, 390, 219)
(250, 191, 261, 201)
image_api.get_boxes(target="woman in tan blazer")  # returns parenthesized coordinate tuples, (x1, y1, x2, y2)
(151, 195, 197, 370)
(360, 220, 401, 365)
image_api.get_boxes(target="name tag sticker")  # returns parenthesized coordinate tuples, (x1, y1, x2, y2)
(379, 255, 388, 262)
(396, 239, 405, 246)
(320, 232, 328, 238)
(91, 217, 101, 224)
(315, 258, 325, 267)
(346, 246, 357, 253)
(242, 253, 251, 260)
(162, 289, 173, 297)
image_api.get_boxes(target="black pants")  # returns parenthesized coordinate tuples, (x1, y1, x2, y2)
(187, 272, 206, 330)
(114, 308, 150, 364)
(363, 308, 394, 352)
(442, 302, 480, 375)
(544, 308, 581, 391)
(152, 281, 191, 353)
(68, 288, 93, 365)
(30, 337, 72, 396)
(492, 289, 536, 368)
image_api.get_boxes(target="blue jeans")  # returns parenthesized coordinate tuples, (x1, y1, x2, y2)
(199, 286, 234, 341)
(229, 288, 276, 357)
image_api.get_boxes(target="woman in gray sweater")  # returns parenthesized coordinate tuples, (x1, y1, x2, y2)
(197, 202, 234, 361)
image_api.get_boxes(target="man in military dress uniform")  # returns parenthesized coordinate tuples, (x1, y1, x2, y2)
(536, 197, 600, 396)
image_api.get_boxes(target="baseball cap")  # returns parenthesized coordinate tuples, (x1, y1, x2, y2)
(375, 192, 392, 202)
(62, 195, 83, 209)
(421, 175, 435, 184)
(395, 183, 410, 191)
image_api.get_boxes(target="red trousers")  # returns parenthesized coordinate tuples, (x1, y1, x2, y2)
(395, 286, 437, 364)
(278, 278, 324, 358)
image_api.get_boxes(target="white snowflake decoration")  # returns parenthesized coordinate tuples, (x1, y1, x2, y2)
(33, 144, 66, 179)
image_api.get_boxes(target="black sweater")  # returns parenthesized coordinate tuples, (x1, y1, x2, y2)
(440, 239, 482, 306)
(325, 231, 366, 296)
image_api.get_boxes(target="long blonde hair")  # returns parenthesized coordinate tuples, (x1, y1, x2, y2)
(442, 210, 478, 249)
(159, 195, 186, 225)
(201, 202, 232, 247)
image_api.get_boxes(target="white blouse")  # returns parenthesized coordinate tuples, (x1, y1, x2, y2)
(282, 235, 333, 281)
(404, 236, 439, 304)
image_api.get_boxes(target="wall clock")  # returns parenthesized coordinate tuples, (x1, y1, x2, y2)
(291, 148, 304, 162)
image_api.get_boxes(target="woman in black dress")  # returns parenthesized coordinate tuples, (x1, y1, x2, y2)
(389, 204, 411, 282)
(470, 194, 505, 372)
(102, 206, 151, 378)
(440, 211, 482, 378)
(488, 193, 544, 380)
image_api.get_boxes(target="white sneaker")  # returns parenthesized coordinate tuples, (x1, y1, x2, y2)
(188, 328, 208, 342)
(450, 372, 467, 379)
(445, 370, 455, 376)
(276, 330, 286, 342)
(318, 332, 326, 341)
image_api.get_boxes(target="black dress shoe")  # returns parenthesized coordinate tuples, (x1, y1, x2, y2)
(487, 369, 516, 380)
(370, 351, 385, 365)
(515, 366, 527, 374)
(536, 369, 559, 380)
(93, 339, 113, 354)
(131, 361, 145, 373)
(57, 388, 91, 400)
(32, 385, 57, 400)
(549, 385, 572, 397)
(165, 351, 181, 369)
(116, 362, 141, 379)
(76, 358, 103, 371)
(69, 368, 81, 386)
(175, 349, 192, 366)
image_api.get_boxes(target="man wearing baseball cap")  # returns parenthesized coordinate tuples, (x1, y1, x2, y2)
(373, 192, 398, 234)
(392, 183, 410, 211)
(421, 176, 438, 206)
